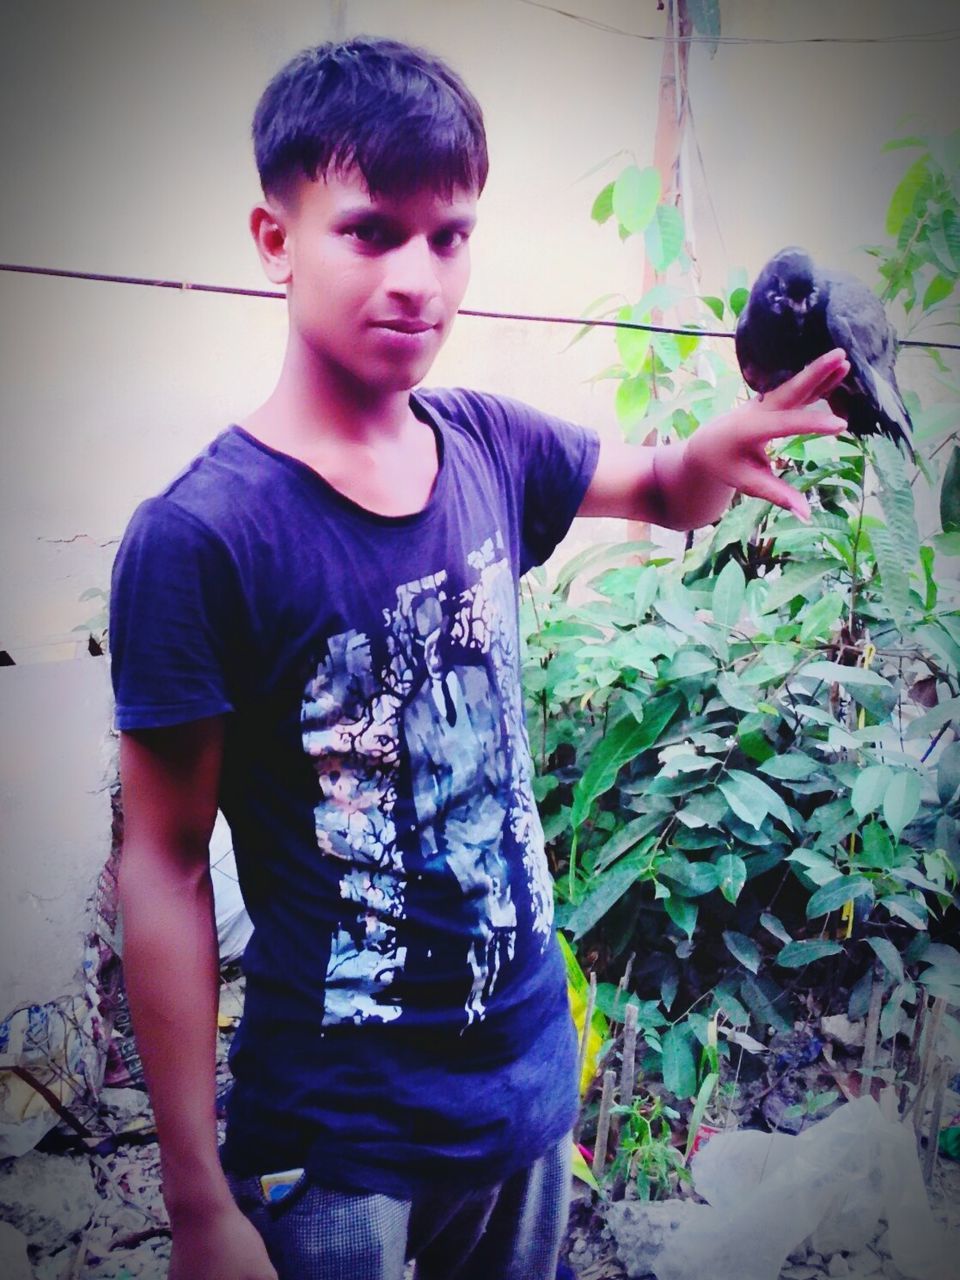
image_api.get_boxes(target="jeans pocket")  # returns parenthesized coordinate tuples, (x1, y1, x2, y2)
(227, 1168, 310, 1221)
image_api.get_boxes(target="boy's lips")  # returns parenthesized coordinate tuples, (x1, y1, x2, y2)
(371, 319, 437, 333)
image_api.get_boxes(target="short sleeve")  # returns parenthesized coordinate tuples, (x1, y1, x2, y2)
(109, 497, 245, 730)
(418, 389, 599, 574)
(464, 393, 599, 573)
(506, 399, 600, 572)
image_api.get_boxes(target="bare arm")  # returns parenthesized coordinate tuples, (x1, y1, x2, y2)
(578, 349, 850, 529)
(119, 718, 276, 1280)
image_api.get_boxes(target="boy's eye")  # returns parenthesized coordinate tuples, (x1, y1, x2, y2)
(432, 228, 470, 252)
(346, 223, 391, 247)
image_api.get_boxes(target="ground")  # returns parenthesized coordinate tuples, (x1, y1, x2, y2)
(2, 974, 957, 1278)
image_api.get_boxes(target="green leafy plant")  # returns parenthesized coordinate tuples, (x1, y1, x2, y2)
(532, 135, 960, 1123)
(608, 1089, 691, 1200)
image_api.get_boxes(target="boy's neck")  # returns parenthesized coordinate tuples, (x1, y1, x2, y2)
(242, 337, 418, 450)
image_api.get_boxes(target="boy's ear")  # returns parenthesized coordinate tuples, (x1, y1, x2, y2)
(250, 200, 292, 285)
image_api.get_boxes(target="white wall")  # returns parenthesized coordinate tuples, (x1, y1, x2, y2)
(2, 0, 957, 662)
(0, 0, 956, 1008)
(0, 659, 114, 1010)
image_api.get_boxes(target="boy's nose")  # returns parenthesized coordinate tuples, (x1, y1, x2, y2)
(385, 236, 441, 305)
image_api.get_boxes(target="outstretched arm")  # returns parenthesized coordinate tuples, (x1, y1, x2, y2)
(119, 718, 277, 1280)
(578, 349, 850, 529)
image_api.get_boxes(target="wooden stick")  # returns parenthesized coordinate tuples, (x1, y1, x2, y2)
(617, 952, 636, 999)
(900, 994, 925, 1115)
(923, 1057, 949, 1186)
(860, 964, 883, 1098)
(913, 997, 947, 1137)
(592, 1069, 617, 1179)
(620, 1001, 639, 1108)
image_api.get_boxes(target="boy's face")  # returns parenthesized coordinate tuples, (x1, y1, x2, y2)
(266, 168, 478, 395)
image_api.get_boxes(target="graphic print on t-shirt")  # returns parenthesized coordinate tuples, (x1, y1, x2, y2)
(299, 532, 553, 1028)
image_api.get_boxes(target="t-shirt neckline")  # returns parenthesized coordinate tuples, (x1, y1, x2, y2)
(226, 392, 447, 529)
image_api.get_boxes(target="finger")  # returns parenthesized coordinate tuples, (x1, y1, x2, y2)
(745, 409, 846, 444)
(762, 349, 850, 409)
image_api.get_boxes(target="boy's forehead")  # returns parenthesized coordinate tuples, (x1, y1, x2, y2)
(295, 165, 478, 217)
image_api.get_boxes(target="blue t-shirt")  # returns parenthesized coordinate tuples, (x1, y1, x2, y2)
(110, 387, 599, 1197)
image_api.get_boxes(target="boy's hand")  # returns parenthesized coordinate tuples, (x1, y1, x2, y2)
(580, 349, 850, 528)
(681, 348, 850, 523)
(169, 1202, 278, 1280)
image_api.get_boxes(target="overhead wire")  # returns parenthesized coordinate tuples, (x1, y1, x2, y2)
(1, 261, 958, 351)
(517, 1, 960, 46)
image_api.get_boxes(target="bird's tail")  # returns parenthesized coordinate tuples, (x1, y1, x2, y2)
(864, 365, 915, 457)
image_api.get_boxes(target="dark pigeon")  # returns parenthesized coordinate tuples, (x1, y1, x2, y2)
(735, 246, 914, 456)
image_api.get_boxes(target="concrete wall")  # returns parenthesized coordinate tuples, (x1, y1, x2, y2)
(0, 660, 114, 1011)
(0, 0, 957, 1007)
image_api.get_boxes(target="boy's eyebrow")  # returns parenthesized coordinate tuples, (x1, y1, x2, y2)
(334, 205, 477, 231)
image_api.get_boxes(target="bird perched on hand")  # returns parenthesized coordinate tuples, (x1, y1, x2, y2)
(735, 246, 914, 456)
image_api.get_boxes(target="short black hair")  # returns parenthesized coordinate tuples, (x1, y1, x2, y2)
(253, 37, 488, 201)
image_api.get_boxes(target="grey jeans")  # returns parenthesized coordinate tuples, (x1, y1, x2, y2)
(227, 1133, 572, 1280)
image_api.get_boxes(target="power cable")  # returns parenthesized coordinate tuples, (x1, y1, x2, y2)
(1, 261, 958, 350)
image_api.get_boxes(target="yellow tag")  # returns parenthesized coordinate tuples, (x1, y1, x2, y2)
(259, 1168, 305, 1202)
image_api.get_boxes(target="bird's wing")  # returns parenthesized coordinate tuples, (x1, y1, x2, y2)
(825, 273, 913, 453)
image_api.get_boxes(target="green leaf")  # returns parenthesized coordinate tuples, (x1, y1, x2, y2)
(879, 982, 913, 1043)
(664, 895, 698, 939)
(685, 1071, 720, 1162)
(866, 936, 906, 984)
(871, 437, 920, 567)
(740, 973, 791, 1032)
(941, 446, 960, 533)
(760, 911, 792, 944)
(806, 874, 874, 919)
(798, 661, 890, 688)
(869, 524, 911, 626)
(661, 1024, 698, 1099)
(712, 560, 746, 629)
(661, 855, 720, 896)
(616, 375, 652, 428)
(759, 561, 836, 614)
(571, 1141, 600, 1191)
(859, 821, 895, 869)
(729, 287, 749, 318)
(885, 157, 928, 236)
(663, 649, 716, 680)
(686, 0, 721, 53)
(922, 273, 954, 309)
(565, 851, 650, 940)
(799, 591, 845, 643)
(591, 181, 615, 225)
(645, 203, 685, 272)
(613, 164, 661, 235)
(882, 771, 922, 840)
(701, 295, 725, 321)
(851, 765, 896, 818)
(905, 695, 960, 740)
(571, 694, 681, 830)
(938, 741, 960, 805)
(882, 894, 928, 930)
(716, 671, 758, 713)
(717, 853, 748, 904)
(723, 929, 760, 973)
(718, 770, 794, 831)
(616, 306, 653, 374)
(759, 752, 818, 781)
(776, 939, 844, 967)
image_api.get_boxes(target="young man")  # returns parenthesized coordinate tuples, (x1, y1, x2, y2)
(110, 37, 848, 1280)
